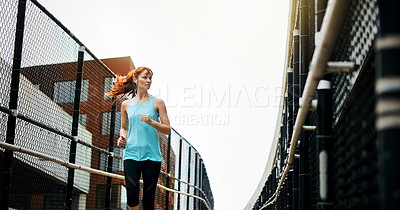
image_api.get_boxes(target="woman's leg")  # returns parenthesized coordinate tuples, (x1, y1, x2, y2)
(124, 159, 141, 209)
(141, 160, 161, 210)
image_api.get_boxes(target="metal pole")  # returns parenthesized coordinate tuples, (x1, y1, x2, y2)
(177, 138, 183, 210)
(199, 160, 204, 209)
(65, 45, 85, 209)
(288, 68, 294, 147)
(300, 0, 310, 91)
(375, 1, 400, 209)
(272, 167, 276, 207)
(298, 62, 310, 210)
(299, 0, 310, 209)
(288, 171, 293, 209)
(283, 177, 287, 209)
(268, 174, 272, 210)
(277, 181, 281, 209)
(314, 12, 330, 210)
(260, 186, 265, 206)
(294, 27, 307, 210)
(316, 80, 332, 209)
(105, 99, 117, 209)
(293, 154, 300, 210)
(283, 90, 288, 164)
(194, 153, 198, 210)
(1, 0, 27, 208)
(203, 164, 208, 210)
(293, 29, 300, 130)
(186, 147, 192, 209)
(165, 134, 172, 210)
(280, 126, 284, 173)
(315, 0, 327, 33)
(289, 55, 298, 210)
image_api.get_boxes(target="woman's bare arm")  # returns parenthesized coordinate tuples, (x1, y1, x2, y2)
(141, 98, 171, 135)
(118, 100, 130, 146)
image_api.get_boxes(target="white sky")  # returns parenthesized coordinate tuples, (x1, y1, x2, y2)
(37, 0, 290, 209)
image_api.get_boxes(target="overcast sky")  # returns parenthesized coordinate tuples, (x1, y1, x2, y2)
(37, 0, 290, 209)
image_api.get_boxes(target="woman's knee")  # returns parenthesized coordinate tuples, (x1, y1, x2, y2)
(126, 189, 140, 207)
(127, 198, 139, 208)
(125, 175, 140, 207)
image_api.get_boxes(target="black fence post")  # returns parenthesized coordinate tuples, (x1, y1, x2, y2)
(293, 29, 300, 121)
(105, 99, 117, 209)
(299, 0, 310, 209)
(283, 88, 288, 164)
(292, 27, 302, 210)
(0, 0, 27, 208)
(315, 0, 327, 33)
(294, 27, 308, 210)
(177, 138, 183, 209)
(199, 159, 204, 209)
(316, 79, 332, 209)
(165, 134, 172, 209)
(272, 167, 276, 208)
(288, 171, 293, 209)
(264, 176, 272, 210)
(186, 146, 192, 209)
(260, 186, 265, 206)
(65, 45, 85, 209)
(280, 126, 284, 173)
(194, 153, 199, 209)
(314, 3, 330, 208)
(293, 153, 300, 210)
(299, 0, 310, 92)
(288, 67, 294, 147)
(376, 1, 400, 209)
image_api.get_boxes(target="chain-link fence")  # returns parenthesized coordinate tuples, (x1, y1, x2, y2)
(0, 0, 214, 209)
(248, 0, 399, 209)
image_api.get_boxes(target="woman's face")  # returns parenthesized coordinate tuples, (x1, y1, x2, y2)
(135, 70, 152, 91)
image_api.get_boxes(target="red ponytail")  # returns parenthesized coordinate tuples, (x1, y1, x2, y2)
(105, 67, 153, 102)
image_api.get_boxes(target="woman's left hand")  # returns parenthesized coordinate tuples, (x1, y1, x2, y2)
(140, 114, 153, 125)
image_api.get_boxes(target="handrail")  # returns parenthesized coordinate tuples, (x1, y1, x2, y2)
(0, 141, 212, 210)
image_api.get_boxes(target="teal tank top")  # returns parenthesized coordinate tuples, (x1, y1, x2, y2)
(124, 96, 163, 162)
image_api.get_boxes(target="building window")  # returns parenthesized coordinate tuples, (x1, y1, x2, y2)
(70, 113, 87, 127)
(79, 113, 87, 127)
(53, 79, 89, 103)
(101, 112, 121, 135)
(99, 147, 124, 172)
(103, 77, 114, 100)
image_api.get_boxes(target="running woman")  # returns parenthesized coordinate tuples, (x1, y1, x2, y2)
(106, 67, 170, 210)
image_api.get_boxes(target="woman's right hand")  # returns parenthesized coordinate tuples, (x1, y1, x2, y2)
(117, 136, 126, 147)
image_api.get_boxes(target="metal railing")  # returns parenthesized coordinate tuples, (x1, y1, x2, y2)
(246, 0, 399, 209)
(0, 0, 214, 209)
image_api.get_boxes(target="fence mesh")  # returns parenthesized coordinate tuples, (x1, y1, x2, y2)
(331, 54, 378, 209)
(0, 0, 214, 209)
(329, 0, 379, 209)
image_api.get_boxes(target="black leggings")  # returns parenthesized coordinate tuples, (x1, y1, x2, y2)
(124, 159, 161, 209)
